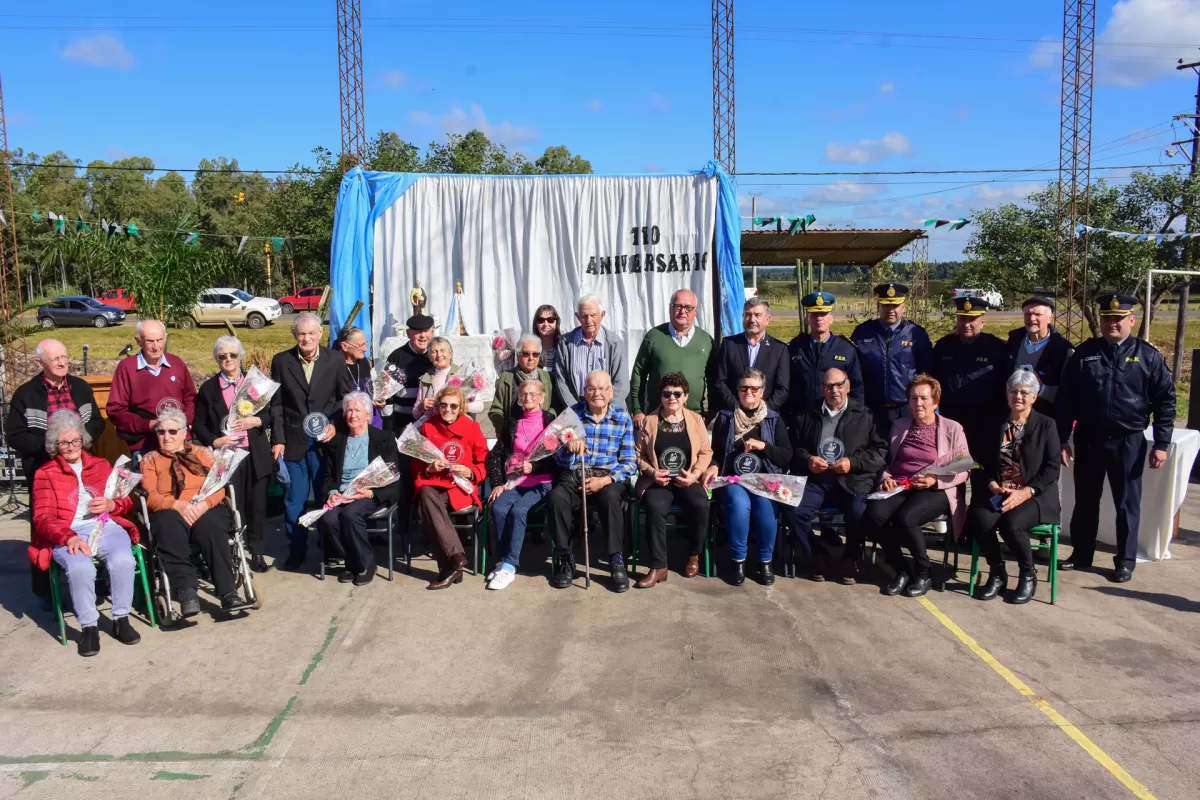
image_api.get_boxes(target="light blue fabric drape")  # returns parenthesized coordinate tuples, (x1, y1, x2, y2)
(704, 160, 745, 336)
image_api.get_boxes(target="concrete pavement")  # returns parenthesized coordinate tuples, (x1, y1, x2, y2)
(2, 495, 1200, 799)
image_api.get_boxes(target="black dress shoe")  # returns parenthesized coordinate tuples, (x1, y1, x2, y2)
(1057, 559, 1089, 572)
(221, 592, 244, 611)
(338, 568, 355, 584)
(550, 554, 574, 589)
(178, 590, 201, 618)
(1111, 566, 1133, 583)
(353, 565, 376, 586)
(758, 561, 775, 586)
(78, 625, 100, 657)
(249, 553, 271, 574)
(282, 550, 308, 572)
(884, 572, 910, 596)
(1008, 569, 1037, 603)
(904, 576, 932, 598)
(728, 561, 745, 587)
(113, 616, 141, 645)
(978, 566, 1008, 601)
(610, 563, 630, 593)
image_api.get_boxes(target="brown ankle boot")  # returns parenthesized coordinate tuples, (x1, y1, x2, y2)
(635, 567, 668, 588)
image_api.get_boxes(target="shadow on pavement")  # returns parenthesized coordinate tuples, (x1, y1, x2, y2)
(1089, 585, 1200, 613)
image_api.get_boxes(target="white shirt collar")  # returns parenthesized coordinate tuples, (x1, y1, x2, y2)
(137, 352, 171, 371)
(823, 402, 847, 418)
(670, 324, 694, 346)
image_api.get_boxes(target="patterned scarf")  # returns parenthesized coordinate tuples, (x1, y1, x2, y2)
(166, 446, 208, 500)
(732, 403, 769, 441)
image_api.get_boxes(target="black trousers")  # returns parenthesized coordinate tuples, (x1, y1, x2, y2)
(781, 478, 869, 559)
(641, 483, 710, 569)
(229, 457, 268, 555)
(1070, 431, 1147, 570)
(861, 488, 950, 578)
(966, 500, 1043, 572)
(546, 478, 625, 560)
(870, 404, 909, 441)
(319, 496, 381, 573)
(151, 505, 235, 597)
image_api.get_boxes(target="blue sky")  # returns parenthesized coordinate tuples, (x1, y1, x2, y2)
(4, 0, 1199, 260)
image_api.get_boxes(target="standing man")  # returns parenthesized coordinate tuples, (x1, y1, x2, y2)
(7, 338, 106, 490)
(851, 283, 933, 439)
(1057, 294, 1175, 583)
(107, 319, 196, 456)
(931, 296, 1009, 459)
(710, 297, 789, 413)
(545, 370, 638, 593)
(1006, 296, 1074, 417)
(552, 296, 628, 410)
(629, 289, 714, 427)
(786, 291, 862, 414)
(271, 312, 342, 571)
(383, 313, 435, 433)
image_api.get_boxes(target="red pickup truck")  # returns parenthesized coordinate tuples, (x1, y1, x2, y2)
(93, 288, 136, 312)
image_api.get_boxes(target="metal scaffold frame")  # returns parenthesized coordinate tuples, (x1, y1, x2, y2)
(0, 72, 28, 397)
(909, 235, 930, 317)
(711, 0, 735, 175)
(336, 0, 366, 174)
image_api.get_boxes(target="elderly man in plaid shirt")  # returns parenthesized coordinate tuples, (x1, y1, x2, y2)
(546, 370, 638, 592)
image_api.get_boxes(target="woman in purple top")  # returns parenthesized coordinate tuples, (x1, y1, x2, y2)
(484, 379, 557, 590)
(859, 375, 972, 598)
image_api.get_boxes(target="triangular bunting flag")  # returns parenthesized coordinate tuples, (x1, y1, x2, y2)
(271, 236, 285, 252)
(125, 222, 141, 239)
(949, 218, 969, 231)
(284, 238, 294, 257)
(74, 217, 91, 233)
(237, 236, 249, 255)
(0, 209, 6, 228)
(31, 210, 40, 223)
(183, 231, 200, 245)
(48, 212, 66, 234)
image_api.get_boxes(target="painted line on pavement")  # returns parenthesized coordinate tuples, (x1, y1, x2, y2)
(917, 596, 1157, 800)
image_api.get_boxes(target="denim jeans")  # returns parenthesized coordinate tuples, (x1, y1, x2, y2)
(723, 483, 778, 562)
(52, 522, 134, 627)
(284, 441, 326, 553)
(491, 482, 552, 568)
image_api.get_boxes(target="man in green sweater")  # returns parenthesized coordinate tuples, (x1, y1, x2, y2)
(629, 289, 714, 427)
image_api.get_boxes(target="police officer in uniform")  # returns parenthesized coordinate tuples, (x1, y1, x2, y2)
(1005, 296, 1074, 417)
(851, 283, 934, 439)
(1056, 294, 1176, 583)
(931, 296, 1008, 460)
(786, 291, 863, 414)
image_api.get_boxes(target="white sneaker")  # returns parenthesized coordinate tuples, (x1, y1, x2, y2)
(484, 568, 500, 585)
(488, 569, 516, 591)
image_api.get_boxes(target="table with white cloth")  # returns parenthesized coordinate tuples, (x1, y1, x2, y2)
(1060, 427, 1200, 562)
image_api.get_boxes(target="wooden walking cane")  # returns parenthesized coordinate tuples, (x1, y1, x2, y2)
(580, 449, 590, 589)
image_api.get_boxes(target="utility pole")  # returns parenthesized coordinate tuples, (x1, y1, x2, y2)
(1173, 57, 1200, 382)
(749, 193, 759, 289)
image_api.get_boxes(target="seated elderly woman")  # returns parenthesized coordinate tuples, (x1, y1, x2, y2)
(31, 411, 142, 657)
(415, 336, 486, 419)
(859, 375, 972, 599)
(966, 370, 1060, 604)
(702, 368, 793, 587)
(634, 372, 712, 588)
(412, 385, 488, 590)
(141, 406, 238, 617)
(485, 378, 556, 590)
(318, 391, 401, 585)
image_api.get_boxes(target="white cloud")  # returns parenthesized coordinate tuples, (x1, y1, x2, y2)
(409, 104, 540, 147)
(879, 81, 895, 94)
(803, 182, 886, 204)
(104, 146, 133, 160)
(969, 182, 1048, 203)
(921, 196, 946, 209)
(648, 92, 672, 114)
(61, 34, 135, 70)
(823, 132, 911, 164)
(588, 98, 603, 113)
(382, 69, 407, 90)
(1096, 0, 1200, 86)
(1029, 37, 1061, 70)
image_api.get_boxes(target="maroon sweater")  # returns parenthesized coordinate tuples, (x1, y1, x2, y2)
(106, 352, 197, 450)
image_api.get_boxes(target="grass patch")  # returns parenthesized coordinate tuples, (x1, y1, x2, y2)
(28, 324, 297, 365)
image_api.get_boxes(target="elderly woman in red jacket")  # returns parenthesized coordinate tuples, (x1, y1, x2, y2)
(412, 385, 488, 590)
(31, 410, 141, 657)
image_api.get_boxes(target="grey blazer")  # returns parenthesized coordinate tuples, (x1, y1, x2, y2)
(552, 325, 628, 410)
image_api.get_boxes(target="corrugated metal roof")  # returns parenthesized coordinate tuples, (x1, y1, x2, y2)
(741, 229, 925, 267)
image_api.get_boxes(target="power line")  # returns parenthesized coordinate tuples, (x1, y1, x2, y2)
(736, 163, 1174, 176)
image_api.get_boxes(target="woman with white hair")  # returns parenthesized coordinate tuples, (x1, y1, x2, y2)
(965, 369, 1061, 604)
(31, 411, 142, 656)
(193, 335, 272, 572)
(141, 405, 239, 618)
(415, 336, 485, 418)
(317, 392, 401, 585)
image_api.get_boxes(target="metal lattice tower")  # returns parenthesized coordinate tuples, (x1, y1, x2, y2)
(909, 235, 930, 318)
(1054, 0, 1096, 343)
(0, 72, 28, 396)
(712, 0, 735, 174)
(336, 0, 366, 174)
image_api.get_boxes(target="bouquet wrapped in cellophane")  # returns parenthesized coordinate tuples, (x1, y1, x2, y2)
(865, 453, 975, 500)
(396, 423, 475, 494)
(298, 456, 401, 528)
(492, 328, 520, 374)
(189, 447, 250, 505)
(222, 366, 280, 435)
(87, 455, 142, 550)
(706, 473, 807, 507)
(370, 364, 406, 404)
(446, 358, 491, 402)
(502, 408, 586, 490)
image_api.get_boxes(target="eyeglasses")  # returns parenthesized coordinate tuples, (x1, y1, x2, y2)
(584, 386, 610, 394)
(437, 402, 460, 411)
(535, 317, 557, 325)
(671, 304, 696, 313)
(661, 390, 684, 399)
(217, 353, 239, 361)
(519, 351, 541, 358)
(822, 379, 848, 390)
(56, 437, 82, 450)
(738, 385, 764, 393)
(1008, 389, 1035, 398)
(155, 428, 181, 437)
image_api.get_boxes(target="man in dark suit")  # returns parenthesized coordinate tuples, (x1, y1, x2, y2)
(709, 297, 789, 413)
(783, 368, 887, 583)
(1005, 296, 1074, 417)
(270, 312, 343, 570)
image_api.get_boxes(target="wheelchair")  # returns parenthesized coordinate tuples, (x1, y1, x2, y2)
(137, 482, 262, 628)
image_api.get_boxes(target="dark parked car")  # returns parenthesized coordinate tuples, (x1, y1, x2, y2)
(37, 296, 127, 329)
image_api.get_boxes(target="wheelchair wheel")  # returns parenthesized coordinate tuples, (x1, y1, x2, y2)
(154, 594, 176, 629)
(251, 583, 264, 610)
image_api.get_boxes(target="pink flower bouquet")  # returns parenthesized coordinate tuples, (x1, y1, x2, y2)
(501, 409, 586, 489)
(706, 473, 807, 507)
(492, 327, 520, 373)
(87, 455, 143, 550)
(370, 364, 406, 404)
(222, 366, 281, 435)
(298, 457, 401, 528)
(190, 447, 250, 505)
(395, 423, 475, 494)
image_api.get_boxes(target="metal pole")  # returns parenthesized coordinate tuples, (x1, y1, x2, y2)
(1173, 60, 1200, 378)
(1144, 269, 1153, 340)
(750, 197, 758, 289)
(795, 258, 806, 334)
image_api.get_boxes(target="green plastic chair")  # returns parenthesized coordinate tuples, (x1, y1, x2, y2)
(47, 542, 156, 645)
(968, 523, 1059, 605)
(630, 501, 714, 578)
